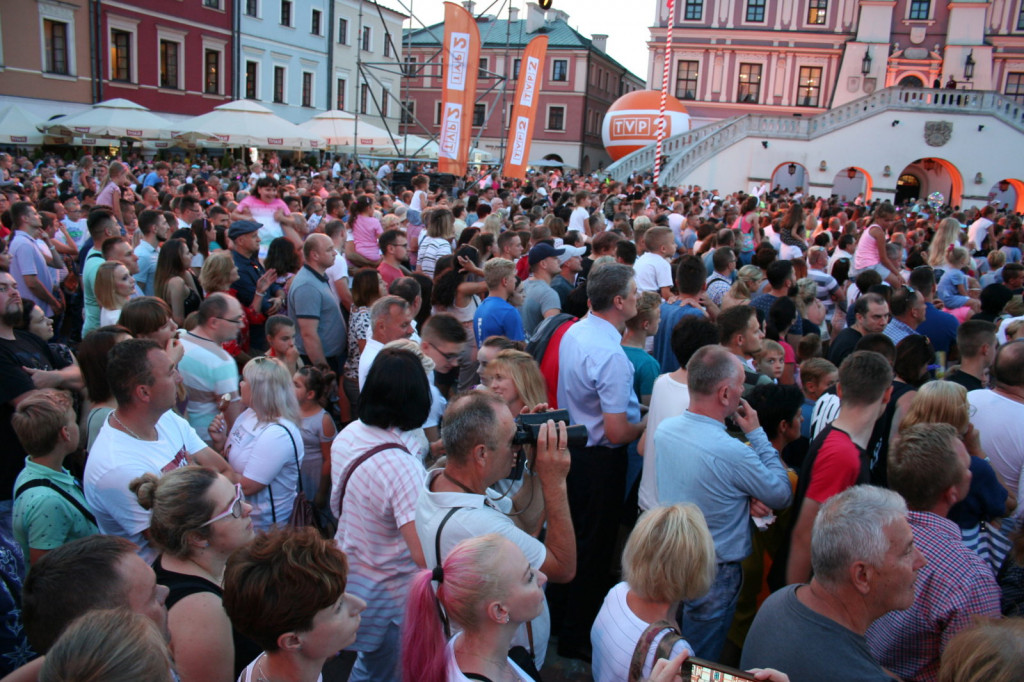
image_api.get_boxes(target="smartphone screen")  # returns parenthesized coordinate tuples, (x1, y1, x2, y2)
(683, 657, 758, 681)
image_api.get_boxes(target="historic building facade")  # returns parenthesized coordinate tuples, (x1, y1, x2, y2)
(401, 2, 645, 172)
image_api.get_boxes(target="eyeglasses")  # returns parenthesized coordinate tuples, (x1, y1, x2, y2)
(217, 316, 244, 325)
(200, 483, 244, 527)
(427, 341, 461, 363)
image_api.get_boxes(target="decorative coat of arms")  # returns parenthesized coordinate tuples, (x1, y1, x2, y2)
(924, 121, 952, 147)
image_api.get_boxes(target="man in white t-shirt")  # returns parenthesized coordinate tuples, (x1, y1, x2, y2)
(416, 391, 575, 669)
(967, 340, 1024, 504)
(633, 226, 675, 300)
(967, 205, 996, 253)
(84, 339, 238, 562)
(358, 296, 412, 389)
(323, 219, 352, 310)
(59, 196, 89, 249)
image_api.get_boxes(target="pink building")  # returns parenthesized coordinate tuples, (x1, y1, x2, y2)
(401, 2, 644, 172)
(98, 0, 234, 116)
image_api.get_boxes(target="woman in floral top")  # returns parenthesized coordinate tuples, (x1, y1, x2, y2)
(342, 269, 388, 412)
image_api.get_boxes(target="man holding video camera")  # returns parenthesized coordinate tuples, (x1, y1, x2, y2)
(415, 390, 576, 671)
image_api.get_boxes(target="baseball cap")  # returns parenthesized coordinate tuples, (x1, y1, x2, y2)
(228, 220, 261, 240)
(528, 242, 564, 267)
(557, 244, 586, 265)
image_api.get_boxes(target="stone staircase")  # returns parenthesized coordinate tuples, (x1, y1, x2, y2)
(605, 87, 1024, 188)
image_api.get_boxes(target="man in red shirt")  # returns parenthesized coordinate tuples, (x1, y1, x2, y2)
(376, 229, 409, 286)
(785, 350, 893, 585)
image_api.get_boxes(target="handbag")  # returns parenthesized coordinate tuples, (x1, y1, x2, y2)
(267, 423, 334, 538)
(627, 620, 686, 682)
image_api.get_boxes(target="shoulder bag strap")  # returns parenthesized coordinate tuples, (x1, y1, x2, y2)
(14, 479, 97, 526)
(275, 424, 302, 495)
(627, 620, 681, 682)
(335, 441, 410, 517)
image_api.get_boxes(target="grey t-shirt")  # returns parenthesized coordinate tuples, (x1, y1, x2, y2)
(288, 266, 347, 358)
(520, 278, 561, 339)
(740, 585, 892, 682)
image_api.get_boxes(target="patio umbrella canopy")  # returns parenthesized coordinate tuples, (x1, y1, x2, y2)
(177, 100, 323, 150)
(0, 105, 49, 145)
(38, 98, 175, 140)
(299, 110, 393, 151)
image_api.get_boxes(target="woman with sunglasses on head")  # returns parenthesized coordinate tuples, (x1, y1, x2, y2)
(130, 466, 260, 682)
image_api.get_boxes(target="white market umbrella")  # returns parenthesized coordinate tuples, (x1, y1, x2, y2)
(375, 134, 438, 159)
(39, 98, 175, 140)
(176, 100, 323, 150)
(299, 110, 393, 150)
(0, 105, 49, 145)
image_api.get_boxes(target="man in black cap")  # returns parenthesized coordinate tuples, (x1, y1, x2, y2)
(229, 220, 272, 351)
(521, 242, 564, 340)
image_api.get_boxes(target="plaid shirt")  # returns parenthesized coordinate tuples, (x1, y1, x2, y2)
(865, 511, 1001, 682)
(883, 319, 919, 346)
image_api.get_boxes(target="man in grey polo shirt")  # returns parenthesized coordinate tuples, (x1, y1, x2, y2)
(288, 234, 346, 373)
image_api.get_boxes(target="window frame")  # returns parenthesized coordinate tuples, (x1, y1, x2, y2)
(473, 102, 486, 127)
(336, 77, 347, 110)
(908, 0, 930, 20)
(479, 56, 489, 79)
(245, 60, 259, 99)
(797, 65, 823, 107)
(311, 8, 321, 35)
(273, 65, 286, 103)
(1005, 72, 1024, 104)
(43, 19, 69, 75)
(434, 100, 443, 125)
(401, 99, 415, 124)
(404, 55, 417, 77)
(110, 28, 134, 83)
(546, 104, 566, 131)
(361, 26, 372, 51)
(745, 0, 766, 22)
(683, 0, 703, 21)
(280, 0, 292, 27)
(551, 58, 568, 82)
(204, 48, 221, 95)
(338, 17, 348, 44)
(675, 59, 699, 100)
(807, 0, 828, 24)
(512, 58, 521, 79)
(158, 39, 181, 90)
(360, 82, 370, 114)
(244, 0, 259, 17)
(737, 62, 762, 103)
(302, 72, 314, 107)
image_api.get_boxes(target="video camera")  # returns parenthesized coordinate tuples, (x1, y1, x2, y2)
(512, 410, 589, 449)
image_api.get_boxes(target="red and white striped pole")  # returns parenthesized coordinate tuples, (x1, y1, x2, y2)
(654, 0, 674, 186)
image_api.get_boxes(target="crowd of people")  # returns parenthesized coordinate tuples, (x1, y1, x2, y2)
(0, 148, 1022, 682)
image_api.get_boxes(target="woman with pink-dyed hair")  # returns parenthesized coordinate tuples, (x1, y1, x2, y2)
(401, 534, 545, 682)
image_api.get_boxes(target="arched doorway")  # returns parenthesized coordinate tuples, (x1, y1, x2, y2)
(987, 179, 1024, 213)
(770, 162, 808, 194)
(895, 174, 921, 205)
(894, 158, 963, 208)
(831, 167, 872, 203)
(898, 75, 924, 87)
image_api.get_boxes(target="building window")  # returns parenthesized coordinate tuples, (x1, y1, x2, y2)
(273, 66, 285, 103)
(111, 29, 132, 82)
(401, 100, 415, 124)
(797, 66, 823, 106)
(1006, 73, 1024, 104)
(512, 58, 521, 78)
(203, 0, 221, 8)
(336, 78, 346, 109)
(908, 0, 930, 19)
(684, 0, 703, 20)
(311, 9, 321, 34)
(479, 57, 489, 78)
(675, 59, 698, 99)
(435, 100, 442, 125)
(404, 56, 417, 76)
(381, 88, 389, 117)
(360, 83, 369, 113)
(302, 72, 313, 106)
(807, 0, 827, 23)
(738, 63, 762, 102)
(362, 26, 371, 51)
(280, 0, 292, 26)
(245, 0, 258, 17)
(43, 20, 69, 75)
(552, 59, 567, 81)
(746, 0, 766, 22)
(384, 39, 392, 57)
(245, 61, 258, 98)
(159, 40, 180, 89)
(473, 103, 485, 126)
(1019, 3, 1024, 29)
(338, 18, 348, 43)
(547, 105, 565, 130)
(204, 49, 220, 94)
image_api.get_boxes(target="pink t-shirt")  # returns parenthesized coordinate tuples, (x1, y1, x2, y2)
(237, 195, 290, 255)
(352, 214, 384, 261)
(853, 225, 883, 271)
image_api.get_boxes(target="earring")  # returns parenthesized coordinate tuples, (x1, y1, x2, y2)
(504, 614, 510, 624)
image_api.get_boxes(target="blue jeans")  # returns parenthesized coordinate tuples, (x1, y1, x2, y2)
(349, 621, 400, 682)
(677, 561, 742, 662)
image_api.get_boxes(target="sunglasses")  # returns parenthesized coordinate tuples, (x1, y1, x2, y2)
(200, 483, 244, 527)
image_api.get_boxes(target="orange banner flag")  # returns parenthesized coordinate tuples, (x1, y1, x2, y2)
(503, 35, 548, 181)
(438, 2, 481, 176)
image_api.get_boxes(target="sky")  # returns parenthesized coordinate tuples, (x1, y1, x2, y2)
(377, 0, 654, 81)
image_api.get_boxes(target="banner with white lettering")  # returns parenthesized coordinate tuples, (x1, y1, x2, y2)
(438, 1, 481, 176)
(503, 35, 548, 181)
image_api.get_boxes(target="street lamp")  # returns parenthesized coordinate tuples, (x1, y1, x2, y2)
(964, 51, 975, 81)
(847, 167, 858, 179)
(788, 163, 797, 175)
(861, 48, 872, 76)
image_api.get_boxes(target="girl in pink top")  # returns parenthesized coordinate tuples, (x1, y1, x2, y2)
(851, 207, 902, 287)
(349, 195, 384, 263)
(234, 177, 296, 258)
